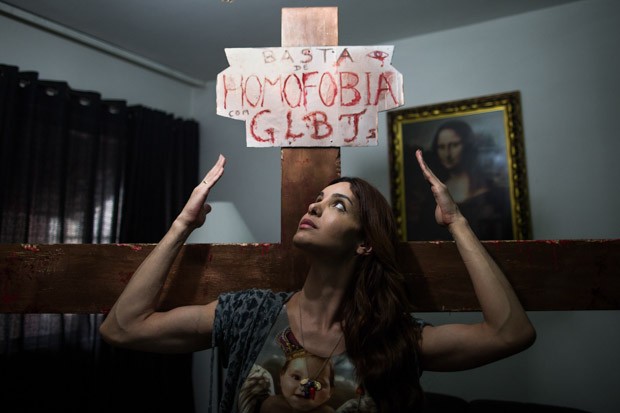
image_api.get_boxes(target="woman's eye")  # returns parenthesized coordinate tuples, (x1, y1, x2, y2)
(334, 201, 345, 211)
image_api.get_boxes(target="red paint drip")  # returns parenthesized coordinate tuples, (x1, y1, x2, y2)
(22, 244, 40, 252)
(367, 50, 389, 66)
(261, 243, 271, 255)
(116, 243, 143, 251)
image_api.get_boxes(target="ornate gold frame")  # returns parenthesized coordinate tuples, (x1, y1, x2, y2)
(388, 91, 531, 241)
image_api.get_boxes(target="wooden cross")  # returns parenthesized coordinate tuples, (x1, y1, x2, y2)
(0, 8, 618, 314)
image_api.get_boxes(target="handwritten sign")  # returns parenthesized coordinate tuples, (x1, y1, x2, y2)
(216, 46, 403, 147)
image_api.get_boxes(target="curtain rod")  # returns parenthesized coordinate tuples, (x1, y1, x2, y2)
(0, 2, 206, 88)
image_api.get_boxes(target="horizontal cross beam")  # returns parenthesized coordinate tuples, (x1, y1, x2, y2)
(1, 240, 617, 313)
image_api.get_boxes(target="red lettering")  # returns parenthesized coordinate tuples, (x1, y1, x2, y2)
(250, 110, 275, 143)
(302, 111, 332, 140)
(285, 110, 303, 140)
(261, 76, 282, 106)
(339, 109, 367, 142)
(374, 72, 399, 106)
(222, 74, 239, 110)
(365, 72, 371, 106)
(283, 74, 302, 108)
(302, 72, 318, 109)
(318, 72, 337, 107)
(244, 75, 262, 108)
(339, 72, 361, 107)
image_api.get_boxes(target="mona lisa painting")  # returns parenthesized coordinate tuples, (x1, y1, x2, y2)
(388, 91, 531, 241)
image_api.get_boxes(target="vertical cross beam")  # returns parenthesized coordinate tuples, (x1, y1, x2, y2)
(280, 8, 341, 287)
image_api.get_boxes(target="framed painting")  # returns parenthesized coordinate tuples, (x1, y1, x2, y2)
(388, 91, 531, 241)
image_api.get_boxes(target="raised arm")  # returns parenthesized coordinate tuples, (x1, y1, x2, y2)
(99, 155, 226, 353)
(414, 149, 535, 371)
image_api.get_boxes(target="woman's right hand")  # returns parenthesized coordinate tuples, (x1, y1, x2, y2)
(175, 154, 226, 231)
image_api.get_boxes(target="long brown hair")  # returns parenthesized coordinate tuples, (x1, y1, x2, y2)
(331, 176, 424, 412)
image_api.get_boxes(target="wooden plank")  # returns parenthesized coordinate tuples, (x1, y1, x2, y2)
(399, 239, 620, 312)
(280, 7, 341, 286)
(0, 243, 286, 313)
(2, 240, 618, 313)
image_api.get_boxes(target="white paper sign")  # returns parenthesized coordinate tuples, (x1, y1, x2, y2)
(216, 46, 403, 147)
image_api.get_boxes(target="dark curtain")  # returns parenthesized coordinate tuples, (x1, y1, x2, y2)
(0, 64, 199, 412)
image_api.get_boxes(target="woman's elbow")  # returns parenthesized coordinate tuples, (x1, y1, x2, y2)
(521, 323, 537, 349)
(99, 320, 117, 345)
(505, 322, 536, 354)
(99, 316, 131, 347)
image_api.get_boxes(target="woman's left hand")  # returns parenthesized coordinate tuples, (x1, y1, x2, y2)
(415, 149, 462, 227)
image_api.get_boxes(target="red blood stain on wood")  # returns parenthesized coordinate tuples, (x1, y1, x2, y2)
(261, 243, 271, 255)
(117, 271, 133, 284)
(22, 244, 40, 252)
(115, 243, 143, 251)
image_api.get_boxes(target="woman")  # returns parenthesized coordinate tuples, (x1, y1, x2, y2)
(100, 151, 535, 412)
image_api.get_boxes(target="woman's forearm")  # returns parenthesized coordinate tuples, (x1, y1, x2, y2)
(100, 219, 192, 341)
(448, 216, 535, 346)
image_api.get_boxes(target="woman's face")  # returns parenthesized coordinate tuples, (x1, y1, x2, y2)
(292, 181, 364, 256)
(279, 357, 333, 411)
(436, 128, 464, 170)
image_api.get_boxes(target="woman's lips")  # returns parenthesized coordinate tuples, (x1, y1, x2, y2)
(299, 218, 317, 229)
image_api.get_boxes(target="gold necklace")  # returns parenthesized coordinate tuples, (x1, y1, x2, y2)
(298, 293, 343, 400)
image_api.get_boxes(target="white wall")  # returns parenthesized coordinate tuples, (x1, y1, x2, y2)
(192, 2, 620, 413)
(3, 2, 619, 412)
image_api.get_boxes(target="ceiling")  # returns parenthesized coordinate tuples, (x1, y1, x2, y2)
(2, 0, 579, 83)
